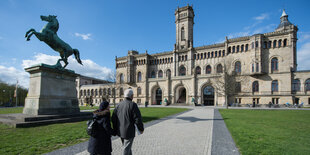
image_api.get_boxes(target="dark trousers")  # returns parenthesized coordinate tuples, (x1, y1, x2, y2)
(121, 137, 134, 155)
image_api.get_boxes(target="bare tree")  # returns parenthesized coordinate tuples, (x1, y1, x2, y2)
(213, 58, 248, 109)
(106, 70, 116, 83)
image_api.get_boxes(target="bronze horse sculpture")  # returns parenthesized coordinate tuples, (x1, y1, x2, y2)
(25, 15, 83, 69)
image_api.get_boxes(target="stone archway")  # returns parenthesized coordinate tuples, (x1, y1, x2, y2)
(202, 86, 214, 106)
(175, 86, 187, 104)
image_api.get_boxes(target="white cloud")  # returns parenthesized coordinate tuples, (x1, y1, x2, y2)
(0, 65, 29, 88)
(75, 33, 92, 40)
(254, 13, 269, 21)
(299, 32, 310, 42)
(22, 53, 113, 82)
(0, 53, 113, 88)
(297, 42, 310, 70)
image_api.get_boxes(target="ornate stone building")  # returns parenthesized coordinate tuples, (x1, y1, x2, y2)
(78, 6, 310, 107)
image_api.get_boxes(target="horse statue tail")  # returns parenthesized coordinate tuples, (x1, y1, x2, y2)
(73, 49, 83, 65)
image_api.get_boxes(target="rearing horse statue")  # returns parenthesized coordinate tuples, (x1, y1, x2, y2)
(25, 15, 83, 69)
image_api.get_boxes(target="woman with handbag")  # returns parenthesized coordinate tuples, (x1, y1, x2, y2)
(88, 100, 114, 155)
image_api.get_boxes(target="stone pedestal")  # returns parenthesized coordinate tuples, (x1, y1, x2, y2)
(23, 64, 80, 115)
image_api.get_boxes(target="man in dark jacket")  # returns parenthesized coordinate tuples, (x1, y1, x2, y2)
(112, 89, 144, 155)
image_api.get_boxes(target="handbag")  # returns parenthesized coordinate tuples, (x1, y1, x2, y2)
(87, 118, 99, 137)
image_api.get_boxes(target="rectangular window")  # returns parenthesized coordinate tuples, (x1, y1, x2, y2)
(235, 82, 241, 93)
(255, 41, 259, 48)
(137, 99, 141, 104)
(256, 63, 259, 72)
(272, 98, 279, 104)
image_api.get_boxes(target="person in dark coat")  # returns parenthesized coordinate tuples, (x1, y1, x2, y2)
(88, 100, 113, 155)
(112, 89, 144, 155)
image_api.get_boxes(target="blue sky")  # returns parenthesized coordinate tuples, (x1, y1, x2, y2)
(0, 0, 310, 88)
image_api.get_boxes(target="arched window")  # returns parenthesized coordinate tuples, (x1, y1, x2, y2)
(235, 61, 241, 73)
(271, 58, 278, 72)
(83, 90, 86, 96)
(211, 52, 214, 57)
(108, 88, 111, 95)
(119, 88, 123, 96)
(80, 90, 83, 97)
(223, 50, 225, 56)
(87, 89, 90, 96)
(204, 53, 206, 59)
(272, 80, 278, 92)
(245, 44, 249, 51)
(91, 89, 94, 96)
(215, 51, 218, 57)
(179, 65, 186, 76)
(103, 88, 106, 95)
(193, 54, 196, 60)
(273, 40, 277, 48)
(166, 69, 171, 78)
(241, 45, 244, 52)
(137, 72, 142, 82)
(255, 41, 259, 48)
(263, 41, 267, 49)
(278, 40, 282, 47)
(268, 41, 272, 48)
(305, 79, 310, 91)
(252, 81, 259, 92)
(151, 71, 156, 78)
(95, 89, 98, 96)
(206, 65, 212, 74)
(228, 47, 231, 53)
(112, 88, 115, 96)
(252, 64, 255, 72)
(137, 87, 142, 96)
(232, 46, 235, 53)
(99, 89, 102, 96)
(237, 46, 239, 52)
(195, 66, 201, 75)
(120, 73, 124, 84)
(251, 42, 255, 49)
(181, 27, 185, 40)
(283, 39, 287, 47)
(158, 70, 163, 78)
(208, 52, 210, 58)
(219, 50, 222, 56)
(217, 64, 223, 73)
(292, 79, 300, 92)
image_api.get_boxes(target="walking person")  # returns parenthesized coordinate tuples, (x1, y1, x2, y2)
(88, 100, 114, 155)
(112, 89, 144, 155)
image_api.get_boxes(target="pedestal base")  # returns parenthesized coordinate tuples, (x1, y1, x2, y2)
(23, 63, 80, 115)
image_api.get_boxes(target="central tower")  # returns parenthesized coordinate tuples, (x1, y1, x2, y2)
(175, 5, 194, 50)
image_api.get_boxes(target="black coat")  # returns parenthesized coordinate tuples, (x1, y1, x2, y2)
(112, 98, 144, 139)
(88, 110, 113, 155)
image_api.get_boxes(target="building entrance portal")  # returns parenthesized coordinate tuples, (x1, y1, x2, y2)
(176, 87, 186, 103)
(203, 86, 214, 106)
(155, 88, 162, 105)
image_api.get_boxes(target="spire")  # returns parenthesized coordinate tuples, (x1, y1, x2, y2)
(281, 9, 287, 17)
(275, 9, 293, 31)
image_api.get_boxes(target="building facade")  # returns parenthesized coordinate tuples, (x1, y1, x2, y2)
(78, 6, 310, 107)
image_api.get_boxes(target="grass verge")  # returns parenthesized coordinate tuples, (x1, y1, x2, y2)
(0, 107, 23, 114)
(219, 109, 310, 155)
(0, 107, 188, 155)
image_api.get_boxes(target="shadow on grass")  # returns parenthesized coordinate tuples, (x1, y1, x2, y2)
(176, 116, 226, 122)
(142, 116, 160, 123)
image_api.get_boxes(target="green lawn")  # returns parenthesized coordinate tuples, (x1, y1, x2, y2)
(0, 107, 23, 114)
(219, 109, 310, 155)
(0, 107, 188, 155)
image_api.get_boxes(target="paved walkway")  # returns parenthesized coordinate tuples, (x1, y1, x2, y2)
(46, 107, 240, 155)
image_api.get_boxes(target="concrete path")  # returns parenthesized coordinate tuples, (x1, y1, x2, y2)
(46, 107, 240, 155)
